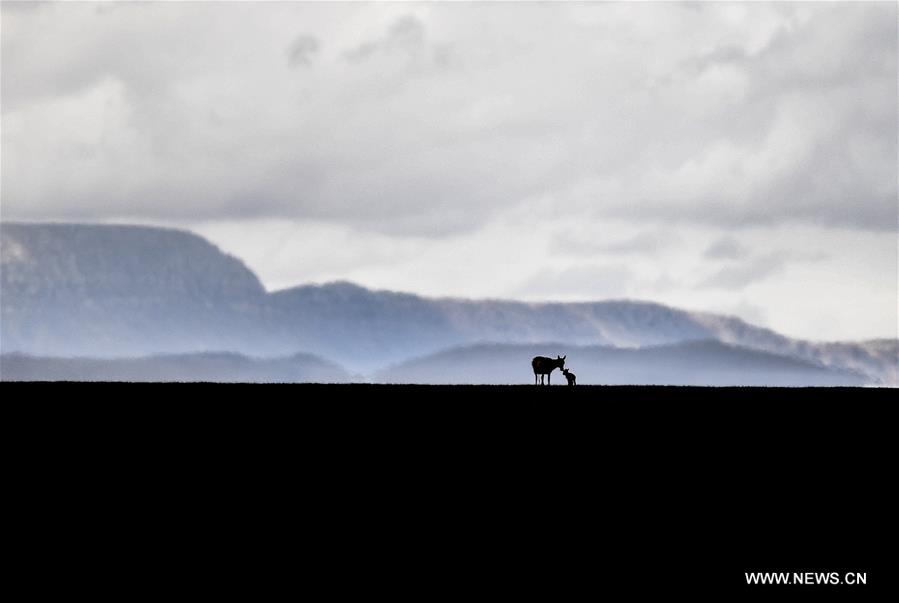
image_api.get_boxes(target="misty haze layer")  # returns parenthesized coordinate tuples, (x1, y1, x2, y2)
(1, 223, 894, 385)
(2, 2, 896, 343)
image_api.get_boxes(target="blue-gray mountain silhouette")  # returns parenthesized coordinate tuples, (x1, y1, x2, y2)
(1, 222, 894, 384)
(0, 351, 350, 383)
(375, 342, 866, 386)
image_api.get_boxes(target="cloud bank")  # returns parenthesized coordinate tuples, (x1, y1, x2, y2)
(2, 1, 896, 341)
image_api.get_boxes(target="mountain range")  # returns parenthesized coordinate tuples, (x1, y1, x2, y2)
(0, 351, 351, 383)
(1, 222, 895, 385)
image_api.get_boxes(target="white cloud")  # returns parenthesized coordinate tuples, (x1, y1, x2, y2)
(3, 2, 894, 233)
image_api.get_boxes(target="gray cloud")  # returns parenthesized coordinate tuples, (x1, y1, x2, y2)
(697, 246, 829, 290)
(699, 255, 786, 290)
(681, 44, 748, 74)
(704, 238, 748, 260)
(1, 2, 895, 238)
(553, 229, 682, 257)
(344, 14, 426, 63)
(2, 1, 43, 14)
(287, 35, 319, 68)
(515, 264, 633, 300)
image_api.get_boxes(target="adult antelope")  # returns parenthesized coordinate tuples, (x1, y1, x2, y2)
(531, 355, 565, 385)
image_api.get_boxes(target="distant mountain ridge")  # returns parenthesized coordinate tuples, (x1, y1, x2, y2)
(375, 340, 868, 386)
(1, 222, 895, 384)
(1, 222, 273, 356)
(0, 351, 350, 383)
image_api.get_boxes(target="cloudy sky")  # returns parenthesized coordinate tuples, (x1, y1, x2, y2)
(2, 1, 896, 341)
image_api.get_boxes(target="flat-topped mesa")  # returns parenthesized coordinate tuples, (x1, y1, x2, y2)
(0, 222, 271, 357)
(1, 222, 265, 302)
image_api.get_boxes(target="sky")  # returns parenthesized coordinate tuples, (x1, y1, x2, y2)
(1, 1, 896, 342)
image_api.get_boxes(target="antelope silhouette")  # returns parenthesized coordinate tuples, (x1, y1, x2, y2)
(562, 368, 576, 386)
(531, 355, 565, 385)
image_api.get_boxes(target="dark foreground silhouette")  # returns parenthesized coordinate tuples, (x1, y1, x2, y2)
(7, 380, 888, 598)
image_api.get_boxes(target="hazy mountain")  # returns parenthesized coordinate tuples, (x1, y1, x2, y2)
(1, 222, 287, 357)
(268, 281, 459, 373)
(266, 281, 759, 370)
(375, 341, 867, 387)
(1, 222, 894, 384)
(270, 281, 896, 383)
(0, 352, 350, 383)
